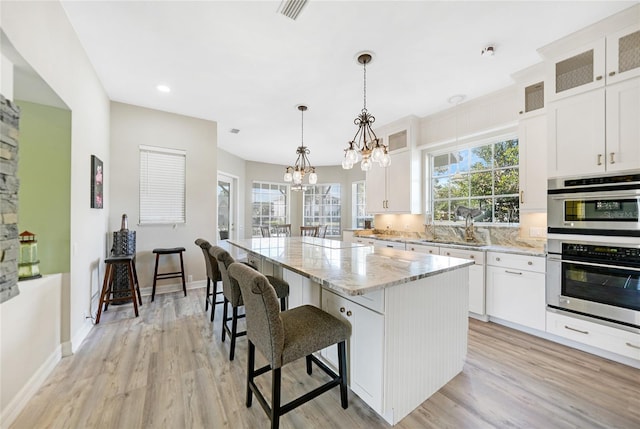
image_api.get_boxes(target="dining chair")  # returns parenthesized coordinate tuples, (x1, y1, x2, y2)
(318, 225, 328, 238)
(195, 238, 223, 322)
(260, 226, 272, 237)
(300, 226, 319, 237)
(228, 262, 348, 429)
(273, 224, 291, 237)
(210, 246, 290, 361)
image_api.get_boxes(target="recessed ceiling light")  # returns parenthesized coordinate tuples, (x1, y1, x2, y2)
(156, 84, 171, 93)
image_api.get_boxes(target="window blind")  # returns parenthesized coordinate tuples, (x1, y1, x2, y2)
(139, 145, 186, 224)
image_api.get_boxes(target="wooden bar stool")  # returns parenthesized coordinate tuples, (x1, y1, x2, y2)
(96, 255, 142, 324)
(151, 247, 187, 302)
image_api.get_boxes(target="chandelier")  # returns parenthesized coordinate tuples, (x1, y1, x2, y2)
(284, 105, 317, 189)
(342, 52, 390, 171)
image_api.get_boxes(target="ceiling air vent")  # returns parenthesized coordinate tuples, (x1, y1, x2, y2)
(277, 0, 308, 20)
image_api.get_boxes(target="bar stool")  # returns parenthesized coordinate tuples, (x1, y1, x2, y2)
(96, 255, 142, 324)
(151, 247, 187, 302)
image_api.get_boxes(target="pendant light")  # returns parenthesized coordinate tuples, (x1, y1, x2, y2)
(342, 52, 390, 171)
(284, 105, 317, 189)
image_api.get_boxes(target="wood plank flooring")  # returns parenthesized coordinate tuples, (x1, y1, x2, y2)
(9, 288, 640, 429)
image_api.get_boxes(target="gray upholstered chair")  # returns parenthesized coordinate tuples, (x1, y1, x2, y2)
(195, 238, 223, 322)
(210, 246, 289, 361)
(228, 262, 348, 429)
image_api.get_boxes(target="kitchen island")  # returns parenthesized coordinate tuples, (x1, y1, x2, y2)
(227, 237, 474, 425)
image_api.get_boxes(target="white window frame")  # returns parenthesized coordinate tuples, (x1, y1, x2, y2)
(139, 145, 186, 225)
(352, 180, 372, 228)
(427, 134, 520, 225)
(251, 181, 290, 237)
(303, 183, 341, 237)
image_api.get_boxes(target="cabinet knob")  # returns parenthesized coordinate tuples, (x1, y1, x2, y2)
(610, 152, 615, 164)
(346, 310, 352, 317)
(528, 261, 533, 265)
(340, 307, 346, 313)
(595, 75, 603, 81)
(410, 247, 415, 251)
(446, 252, 450, 256)
(496, 257, 501, 261)
(520, 190, 524, 204)
(518, 110, 523, 115)
(470, 255, 475, 259)
(609, 71, 616, 77)
(429, 250, 433, 254)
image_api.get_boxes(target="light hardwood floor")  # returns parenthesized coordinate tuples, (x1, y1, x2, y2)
(10, 288, 640, 429)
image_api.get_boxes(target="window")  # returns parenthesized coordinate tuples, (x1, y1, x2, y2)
(252, 182, 289, 237)
(430, 138, 519, 223)
(139, 145, 186, 224)
(303, 184, 341, 236)
(352, 181, 372, 228)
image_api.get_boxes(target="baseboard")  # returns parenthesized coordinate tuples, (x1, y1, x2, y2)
(70, 318, 94, 354)
(0, 345, 62, 429)
(139, 280, 206, 297)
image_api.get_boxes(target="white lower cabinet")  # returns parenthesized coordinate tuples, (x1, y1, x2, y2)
(440, 248, 486, 317)
(321, 289, 384, 414)
(283, 268, 320, 309)
(373, 239, 405, 250)
(546, 311, 640, 361)
(405, 243, 439, 255)
(486, 252, 546, 331)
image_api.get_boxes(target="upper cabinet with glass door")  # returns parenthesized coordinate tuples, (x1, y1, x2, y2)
(544, 22, 640, 102)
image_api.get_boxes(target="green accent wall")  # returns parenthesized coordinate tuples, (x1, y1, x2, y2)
(16, 100, 71, 274)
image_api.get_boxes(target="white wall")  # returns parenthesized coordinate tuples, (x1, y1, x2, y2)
(109, 102, 217, 288)
(1, 54, 13, 100)
(1, 2, 110, 426)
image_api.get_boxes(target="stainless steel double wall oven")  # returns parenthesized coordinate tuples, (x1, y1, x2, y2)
(546, 172, 640, 331)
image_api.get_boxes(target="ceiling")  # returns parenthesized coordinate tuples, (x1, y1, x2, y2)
(59, 1, 636, 167)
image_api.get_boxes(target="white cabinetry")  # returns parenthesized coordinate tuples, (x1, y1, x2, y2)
(486, 252, 546, 331)
(373, 239, 405, 250)
(365, 116, 421, 214)
(354, 236, 376, 246)
(543, 18, 640, 178)
(518, 114, 547, 211)
(406, 242, 439, 255)
(342, 230, 354, 243)
(547, 311, 640, 362)
(440, 247, 486, 317)
(546, 24, 640, 101)
(321, 289, 384, 413)
(548, 80, 640, 178)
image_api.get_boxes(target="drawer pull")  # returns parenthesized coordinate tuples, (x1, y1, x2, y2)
(528, 261, 533, 265)
(626, 342, 640, 350)
(446, 252, 451, 256)
(346, 310, 353, 317)
(340, 307, 346, 313)
(609, 71, 616, 77)
(496, 257, 501, 262)
(610, 152, 615, 164)
(596, 75, 603, 81)
(564, 325, 589, 335)
(505, 270, 522, 275)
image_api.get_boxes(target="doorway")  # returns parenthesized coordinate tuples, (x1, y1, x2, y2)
(217, 172, 239, 241)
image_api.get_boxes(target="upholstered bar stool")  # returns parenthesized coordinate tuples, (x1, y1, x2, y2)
(96, 255, 142, 324)
(210, 246, 289, 361)
(195, 238, 223, 322)
(228, 262, 348, 429)
(151, 247, 187, 302)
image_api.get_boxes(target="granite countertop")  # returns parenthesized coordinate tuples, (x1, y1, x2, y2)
(227, 237, 474, 296)
(355, 234, 546, 257)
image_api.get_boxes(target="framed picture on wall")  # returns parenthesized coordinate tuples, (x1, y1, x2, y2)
(91, 155, 103, 209)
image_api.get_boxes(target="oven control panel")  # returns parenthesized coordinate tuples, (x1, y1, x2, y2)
(562, 243, 640, 265)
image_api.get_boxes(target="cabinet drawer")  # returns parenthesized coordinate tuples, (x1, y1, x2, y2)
(354, 237, 376, 246)
(440, 248, 485, 265)
(406, 243, 439, 255)
(325, 287, 385, 314)
(547, 311, 640, 361)
(373, 240, 405, 250)
(486, 251, 545, 273)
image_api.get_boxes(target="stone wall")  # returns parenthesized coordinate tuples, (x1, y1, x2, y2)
(0, 94, 21, 303)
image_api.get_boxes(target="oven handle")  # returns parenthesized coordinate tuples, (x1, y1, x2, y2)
(548, 191, 640, 200)
(547, 256, 640, 272)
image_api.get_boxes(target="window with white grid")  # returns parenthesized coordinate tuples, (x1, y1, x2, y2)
(303, 184, 341, 237)
(251, 182, 289, 237)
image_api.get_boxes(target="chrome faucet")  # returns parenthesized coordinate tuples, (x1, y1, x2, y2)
(464, 215, 475, 242)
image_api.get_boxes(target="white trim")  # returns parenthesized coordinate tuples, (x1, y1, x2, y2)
(139, 144, 186, 156)
(0, 345, 61, 429)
